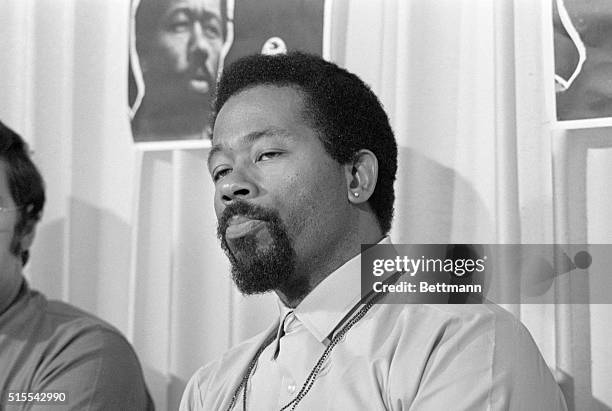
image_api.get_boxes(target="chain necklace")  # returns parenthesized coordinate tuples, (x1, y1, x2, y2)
(225, 270, 402, 411)
(226, 298, 380, 411)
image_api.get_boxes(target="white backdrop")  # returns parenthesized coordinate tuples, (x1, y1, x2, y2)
(1, 0, 611, 410)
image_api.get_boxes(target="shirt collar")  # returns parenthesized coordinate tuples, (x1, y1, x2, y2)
(270, 300, 294, 360)
(275, 236, 391, 345)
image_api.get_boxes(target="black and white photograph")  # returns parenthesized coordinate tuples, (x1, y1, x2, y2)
(129, 0, 231, 143)
(129, 0, 325, 145)
(554, 0, 612, 120)
(1, 0, 611, 410)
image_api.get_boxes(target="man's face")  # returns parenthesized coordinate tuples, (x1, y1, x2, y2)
(208, 85, 354, 301)
(555, 0, 612, 119)
(0, 161, 22, 277)
(141, 0, 223, 105)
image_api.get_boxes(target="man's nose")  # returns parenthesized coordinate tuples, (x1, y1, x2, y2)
(218, 172, 258, 205)
(189, 22, 212, 55)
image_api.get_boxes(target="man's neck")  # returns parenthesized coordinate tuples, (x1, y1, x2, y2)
(0, 262, 24, 316)
(277, 218, 384, 308)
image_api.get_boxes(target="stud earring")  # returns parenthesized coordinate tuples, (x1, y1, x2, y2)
(353, 192, 360, 198)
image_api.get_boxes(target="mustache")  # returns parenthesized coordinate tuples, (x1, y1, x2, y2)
(190, 52, 215, 81)
(191, 65, 214, 82)
(217, 201, 279, 240)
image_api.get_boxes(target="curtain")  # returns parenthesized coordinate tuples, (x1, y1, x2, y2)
(1, 0, 610, 409)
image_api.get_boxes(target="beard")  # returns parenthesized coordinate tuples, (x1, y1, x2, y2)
(217, 200, 309, 302)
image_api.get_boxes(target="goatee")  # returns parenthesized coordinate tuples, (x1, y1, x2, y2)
(217, 200, 309, 302)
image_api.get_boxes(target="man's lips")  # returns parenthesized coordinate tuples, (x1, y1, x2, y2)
(189, 68, 212, 93)
(189, 78, 210, 94)
(224, 216, 266, 240)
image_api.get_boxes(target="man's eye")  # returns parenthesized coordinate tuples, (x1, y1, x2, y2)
(171, 23, 190, 32)
(257, 152, 282, 161)
(167, 13, 191, 32)
(212, 168, 231, 182)
(203, 22, 222, 39)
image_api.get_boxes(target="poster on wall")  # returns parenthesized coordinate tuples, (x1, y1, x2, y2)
(553, 0, 612, 121)
(128, 0, 327, 147)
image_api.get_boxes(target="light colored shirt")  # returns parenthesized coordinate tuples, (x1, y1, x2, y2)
(181, 239, 567, 410)
(0, 278, 154, 411)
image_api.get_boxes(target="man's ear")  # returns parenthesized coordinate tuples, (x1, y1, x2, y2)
(17, 220, 37, 253)
(345, 149, 378, 204)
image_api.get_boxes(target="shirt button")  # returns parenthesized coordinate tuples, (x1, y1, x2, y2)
(287, 382, 297, 394)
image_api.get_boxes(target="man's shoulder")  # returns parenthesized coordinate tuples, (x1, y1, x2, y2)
(4, 288, 133, 355)
(4, 289, 154, 410)
(419, 302, 520, 327)
(192, 326, 273, 384)
(23, 291, 136, 356)
(382, 302, 521, 334)
(377, 303, 566, 410)
(418, 303, 531, 343)
(372, 302, 535, 363)
(181, 325, 276, 410)
(45, 297, 123, 336)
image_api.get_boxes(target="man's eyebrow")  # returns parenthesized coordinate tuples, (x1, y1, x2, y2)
(200, 10, 222, 24)
(207, 128, 291, 170)
(166, 6, 221, 23)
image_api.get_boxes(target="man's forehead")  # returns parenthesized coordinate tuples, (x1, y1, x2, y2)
(213, 85, 309, 134)
(212, 127, 291, 147)
(164, 0, 222, 16)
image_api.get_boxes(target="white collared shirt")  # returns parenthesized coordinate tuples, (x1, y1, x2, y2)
(181, 238, 567, 410)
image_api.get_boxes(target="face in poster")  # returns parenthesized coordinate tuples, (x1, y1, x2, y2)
(129, 0, 326, 145)
(129, 0, 231, 143)
(554, 0, 612, 121)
